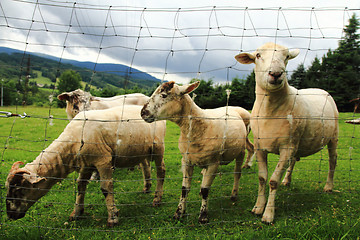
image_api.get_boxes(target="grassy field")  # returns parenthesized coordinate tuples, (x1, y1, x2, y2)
(0, 106, 360, 239)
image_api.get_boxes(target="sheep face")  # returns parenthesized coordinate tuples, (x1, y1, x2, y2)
(235, 42, 299, 92)
(141, 81, 200, 123)
(57, 89, 93, 119)
(6, 162, 47, 220)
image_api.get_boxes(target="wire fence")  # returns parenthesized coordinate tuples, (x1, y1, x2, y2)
(0, 1, 360, 239)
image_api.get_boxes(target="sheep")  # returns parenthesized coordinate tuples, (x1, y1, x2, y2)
(5, 105, 166, 227)
(235, 42, 339, 224)
(141, 81, 251, 223)
(345, 98, 360, 124)
(57, 89, 149, 120)
(57, 89, 151, 181)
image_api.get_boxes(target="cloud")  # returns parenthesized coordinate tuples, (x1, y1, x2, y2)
(0, 0, 359, 84)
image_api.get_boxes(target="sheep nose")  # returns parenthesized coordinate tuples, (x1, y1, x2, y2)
(269, 71, 283, 80)
(141, 106, 150, 118)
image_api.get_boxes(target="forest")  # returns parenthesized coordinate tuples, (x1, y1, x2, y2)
(0, 14, 359, 112)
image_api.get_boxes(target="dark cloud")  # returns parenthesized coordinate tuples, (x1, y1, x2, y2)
(0, 0, 358, 83)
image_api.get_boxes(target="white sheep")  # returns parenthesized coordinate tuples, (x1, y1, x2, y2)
(235, 42, 339, 223)
(141, 81, 250, 223)
(57, 89, 149, 119)
(58, 89, 151, 182)
(5, 105, 166, 227)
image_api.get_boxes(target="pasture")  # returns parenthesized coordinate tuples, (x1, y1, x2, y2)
(0, 106, 360, 239)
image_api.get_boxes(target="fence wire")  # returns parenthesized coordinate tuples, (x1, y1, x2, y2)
(0, 1, 360, 239)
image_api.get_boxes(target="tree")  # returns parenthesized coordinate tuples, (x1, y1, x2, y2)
(302, 14, 359, 111)
(320, 14, 360, 111)
(304, 57, 323, 88)
(57, 70, 82, 94)
(289, 63, 306, 89)
(57, 70, 82, 107)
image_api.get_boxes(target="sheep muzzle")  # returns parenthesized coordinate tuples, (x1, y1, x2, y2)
(268, 71, 284, 85)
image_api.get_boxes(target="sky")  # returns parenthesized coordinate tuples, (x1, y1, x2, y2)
(0, 0, 359, 84)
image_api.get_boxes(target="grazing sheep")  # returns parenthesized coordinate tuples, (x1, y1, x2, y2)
(58, 89, 151, 181)
(235, 42, 339, 223)
(345, 118, 360, 124)
(141, 81, 249, 223)
(57, 89, 149, 119)
(6, 105, 166, 227)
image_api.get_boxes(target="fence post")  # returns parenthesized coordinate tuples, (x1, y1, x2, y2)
(1, 79, 3, 107)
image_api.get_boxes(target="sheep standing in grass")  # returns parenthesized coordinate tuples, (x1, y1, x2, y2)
(58, 89, 151, 182)
(6, 105, 166, 227)
(141, 81, 250, 223)
(57, 89, 149, 119)
(235, 42, 339, 223)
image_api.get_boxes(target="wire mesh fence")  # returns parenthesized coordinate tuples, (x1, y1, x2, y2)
(1, 1, 360, 239)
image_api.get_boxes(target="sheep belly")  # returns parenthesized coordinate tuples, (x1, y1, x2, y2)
(179, 120, 246, 166)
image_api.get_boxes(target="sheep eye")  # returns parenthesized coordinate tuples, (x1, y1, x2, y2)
(256, 53, 261, 59)
(285, 55, 290, 60)
(160, 94, 167, 98)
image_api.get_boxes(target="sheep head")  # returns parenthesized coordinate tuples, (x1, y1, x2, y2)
(6, 161, 47, 220)
(57, 89, 94, 119)
(235, 42, 299, 92)
(141, 81, 200, 123)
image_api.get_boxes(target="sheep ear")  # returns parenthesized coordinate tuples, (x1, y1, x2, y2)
(22, 173, 46, 184)
(7, 169, 30, 187)
(288, 49, 300, 60)
(90, 96, 99, 102)
(10, 161, 24, 172)
(179, 81, 200, 95)
(235, 53, 255, 64)
(57, 93, 70, 101)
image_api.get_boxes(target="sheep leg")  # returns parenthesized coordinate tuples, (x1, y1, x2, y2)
(281, 157, 298, 187)
(152, 155, 166, 206)
(324, 139, 337, 192)
(231, 151, 245, 201)
(252, 150, 268, 216)
(262, 150, 295, 224)
(198, 162, 219, 224)
(242, 138, 255, 169)
(98, 163, 119, 227)
(174, 159, 194, 220)
(69, 168, 93, 221)
(139, 160, 152, 193)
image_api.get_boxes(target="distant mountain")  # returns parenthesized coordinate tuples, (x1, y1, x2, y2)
(0, 46, 160, 83)
(62, 60, 160, 82)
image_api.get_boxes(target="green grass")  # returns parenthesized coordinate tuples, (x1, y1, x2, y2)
(30, 70, 98, 90)
(31, 71, 53, 85)
(0, 106, 360, 239)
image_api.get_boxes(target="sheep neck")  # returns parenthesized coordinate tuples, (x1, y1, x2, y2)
(173, 95, 207, 139)
(254, 78, 296, 114)
(23, 133, 81, 184)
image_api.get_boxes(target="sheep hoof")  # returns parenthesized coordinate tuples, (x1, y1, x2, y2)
(261, 216, 274, 225)
(69, 209, 84, 221)
(143, 183, 152, 194)
(281, 181, 291, 187)
(173, 209, 185, 220)
(251, 207, 264, 216)
(152, 199, 161, 207)
(242, 164, 250, 169)
(198, 213, 209, 224)
(323, 184, 336, 193)
(230, 195, 238, 202)
(107, 220, 119, 228)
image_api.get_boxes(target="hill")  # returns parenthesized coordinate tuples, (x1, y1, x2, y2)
(0, 46, 161, 89)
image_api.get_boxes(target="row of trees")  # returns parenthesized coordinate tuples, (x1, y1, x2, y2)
(289, 14, 359, 112)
